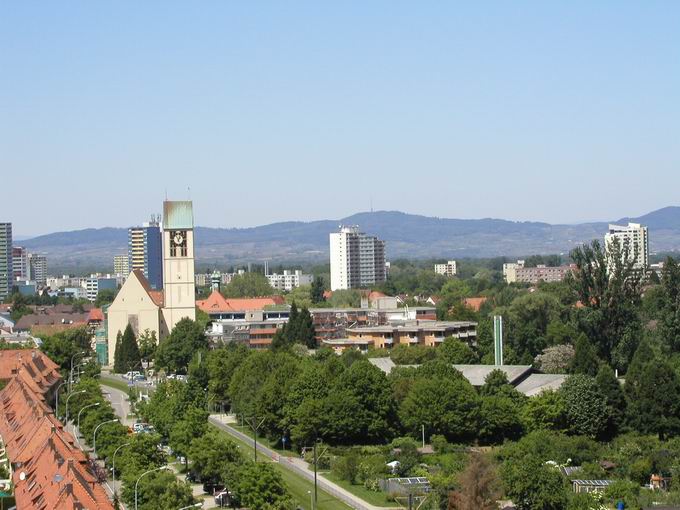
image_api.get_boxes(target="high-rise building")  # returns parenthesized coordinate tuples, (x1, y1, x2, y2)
(12, 246, 27, 281)
(128, 217, 163, 290)
(434, 260, 457, 277)
(0, 224, 12, 299)
(330, 226, 386, 291)
(162, 201, 196, 331)
(267, 270, 314, 291)
(27, 253, 47, 287)
(604, 223, 649, 270)
(113, 254, 130, 276)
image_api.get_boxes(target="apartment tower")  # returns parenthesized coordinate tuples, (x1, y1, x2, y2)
(330, 226, 386, 291)
(604, 223, 649, 270)
(128, 217, 163, 290)
(0, 224, 11, 299)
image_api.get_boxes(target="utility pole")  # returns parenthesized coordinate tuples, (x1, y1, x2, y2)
(245, 417, 265, 462)
(421, 424, 425, 449)
(313, 441, 318, 510)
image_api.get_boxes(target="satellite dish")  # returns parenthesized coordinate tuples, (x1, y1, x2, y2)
(53, 474, 64, 483)
(19, 472, 26, 481)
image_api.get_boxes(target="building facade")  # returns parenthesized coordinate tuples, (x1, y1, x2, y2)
(128, 218, 163, 290)
(513, 264, 575, 284)
(11, 246, 27, 281)
(0, 224, 12, 299)
(27, 253, 47, 286)
(85, 274, 118, 302)
(605, 222, 649, 270)
(434, 260, 457, 276)
(113, 254, 130, 276)
(330, 226, 386, 290)
(266, 270, 314, 291)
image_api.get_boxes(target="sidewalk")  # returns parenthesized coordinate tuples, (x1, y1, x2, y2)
(209, 414, 393, 510)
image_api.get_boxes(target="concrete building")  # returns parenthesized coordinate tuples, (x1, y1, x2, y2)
(266, 270, 313, 291)
(128, 217, 163, 290)
(434, 260, 457, 277)
(330, 225, 386, 291)
(113, 254, 130, 276)
(27, 253, 47, 286)
(605, 222, 649, 270)
(503, 260, 525, 283)
(513, 264, 575, 284)
(85, 274, 118, 302)
(107, 201, 197, 364)
(11, 246, 27, 281)
(0, 224, 11, 300)
(341, 320, 477, 350)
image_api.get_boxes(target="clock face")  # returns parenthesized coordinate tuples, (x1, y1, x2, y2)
(171, 230, 186, 247)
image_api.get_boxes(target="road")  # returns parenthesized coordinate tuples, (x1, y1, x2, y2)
(100, 381, 217, 508)
(209, 415, 392, 510)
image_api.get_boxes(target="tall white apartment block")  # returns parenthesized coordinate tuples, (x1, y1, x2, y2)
(0, 224, 11, 300)
(434, 260, 457, 276)
(330, 226, 386, 291)
(267, 270, 313, 291)
(12, 246, 27, 281)
(604, 223, 649, 270)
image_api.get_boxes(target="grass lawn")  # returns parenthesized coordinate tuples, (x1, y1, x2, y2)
(230, 423, 298, 457)
(210, 424, 350, 510)
(324, 472, 399, 507)
(100, 375, 131, 394)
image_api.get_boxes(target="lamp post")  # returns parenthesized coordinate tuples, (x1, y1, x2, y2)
(112, 442, 131, 497)
(307, 490, 313, 510)
(65, 390, 86, 423)
(69, 351, 87, 391)
(135, 465, 173, 510)
(53, 381, 67, 419)
(76, 402, 100, 446)
(93, 419, 118, 456)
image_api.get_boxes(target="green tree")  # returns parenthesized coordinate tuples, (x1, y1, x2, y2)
(222, 272, 276, 298)
(94, 288, 117, 307)
(138, 329, 158, 361)
(448, 453, 501, 510)
(437, 337, 478, 364)
(234, 462, 293, 510)
(113, 331, 123, 373)
(595, 364, 626, 439)
(155, 318, 208, 374)
(570, 334, 600, 376)
(658, 256, 680, 351)
(115, 324, 141, 374)
(500, 456, 567, 510)
(478, 395, 524, 444)
(311, 276, 325, 304)
(188, 429, 242, 484)
(521, 390, 568, 433)
(630, 361, 680, 439)
(168, 406, 209, 461)
(205, 344, 250, 407)
(560, 374, 607, 438)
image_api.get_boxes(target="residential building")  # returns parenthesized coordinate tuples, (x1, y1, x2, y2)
(503, 260, 525, 283)
(342, 319, 477, 350)
(128, 217, 163, 290)
(12, 245, 27, 280)
(195, 273, 209, 287)
(513, 264, 576, 284)
(434, 260, 457, 276)
(0, 223, 11, 299)
(27, 253, 47, 286)
(113, 254, 130, 275)
(330, 225, 386, 290)
(266, 269, 314, 291)
(85, 274, 118, 302)
(107, 201, 197, 364)
(46, 274, 84, 289)
(605, 222, 649, 270)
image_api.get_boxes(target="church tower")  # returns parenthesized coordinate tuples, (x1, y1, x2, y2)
(162, 200, 196, 332)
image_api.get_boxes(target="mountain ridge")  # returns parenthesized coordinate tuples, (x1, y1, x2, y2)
(19, 207, 680, 270)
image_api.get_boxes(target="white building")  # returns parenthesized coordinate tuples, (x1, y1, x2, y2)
(604, 223, 649, 270)
(27, 254, 47, 287)
(12, 246, 27, 281)
(266, 270, 313, 291)
(434, 260, 457, 277)
(503, 260, 525, 283)
(330, 226, 386, 291)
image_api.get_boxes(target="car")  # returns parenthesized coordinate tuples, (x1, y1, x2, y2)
(175, 374, 187, 382)
(203, 481, 225, 494)
(124, 371, 142, 380)
(132, 423, 146, 433)
(186, 470, 199, 483)
(166, 374, 176, 380)
(133, 374, 146, 381)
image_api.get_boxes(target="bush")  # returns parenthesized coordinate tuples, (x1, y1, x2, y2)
(332, 453, 360, 484)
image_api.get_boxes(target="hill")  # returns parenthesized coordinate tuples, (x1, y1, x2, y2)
(20, 207, 680, 271)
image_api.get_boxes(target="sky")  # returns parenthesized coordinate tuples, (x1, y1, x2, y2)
(1, 1, 679, 236)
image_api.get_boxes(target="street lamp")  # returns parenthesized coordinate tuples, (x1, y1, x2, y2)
(76, 402, 100, 446)
(69, 351, 87, 391)
(112, 442, 131, 497)
(135, 465, 174, 510)
(178, 504, 202, 510)
(65, 390, 86, 423)
(93, 419, 118, 456)
(307, 490, 313, 510)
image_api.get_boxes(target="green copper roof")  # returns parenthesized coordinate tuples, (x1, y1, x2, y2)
(163, 201, 194, 229)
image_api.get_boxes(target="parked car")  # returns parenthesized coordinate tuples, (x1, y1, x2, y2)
(133, 374, 146, 381)
(186, 470, 199, 483)
(124, 371, 141, 380)
(203, 481, 225, 495)
(175, 374, 187, 383)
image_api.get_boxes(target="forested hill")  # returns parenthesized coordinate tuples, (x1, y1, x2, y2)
(20, 206, 680, 269)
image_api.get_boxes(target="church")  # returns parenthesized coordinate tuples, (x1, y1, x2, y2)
(106, 200, 196, 366)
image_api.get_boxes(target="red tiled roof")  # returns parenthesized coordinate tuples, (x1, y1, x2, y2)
(197, 290, 285, 313)
(87, 308, 105, 322)
(463, 297, 488, 312)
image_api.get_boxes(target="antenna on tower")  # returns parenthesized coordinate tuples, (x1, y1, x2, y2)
(165, 188, 168, 200)
(188, 186, 191, 199)
(370, 195, 373, 213)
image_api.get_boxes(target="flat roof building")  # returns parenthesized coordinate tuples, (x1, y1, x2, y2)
(0, 223, 11, 300)
(605, 222, 649, 270)
(330, 226, 386, 290)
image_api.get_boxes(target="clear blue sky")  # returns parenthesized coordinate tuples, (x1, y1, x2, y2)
(2, 1, 679, 236)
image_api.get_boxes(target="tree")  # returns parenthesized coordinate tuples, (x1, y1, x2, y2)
(438, 337, 478, 364)
(570, 334, 600, 376)
(168, 406, 209, 461)
(188, 429, 242, 484)
(629, 361, 680, 439)
(595, 364, 626, 439)
(155, 318, 208, 374)
(205, 344, 250, 407)
(311, 276, 325, 304)
(658, 256, 680, 351)
(521, 390, 568, 433)
(222, 273, 275, 298)
(501, 456, 567, 510)
(137, 329, 158, 362)
(122, 470, 195, 510)
(113, 331, 124, 373)
(560, 374, 607, 438)
(448, 453, 501, 510)
(478, 395, 524, 444)
(390, 344, 437, 365)
(114, 324, 141, 374)
(234, 462, 293, 510)
(94, 288, 117, 307)
(271, 303, 316, 350)
(534, 344, 574, 374)
(400, 376, 479, 442)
